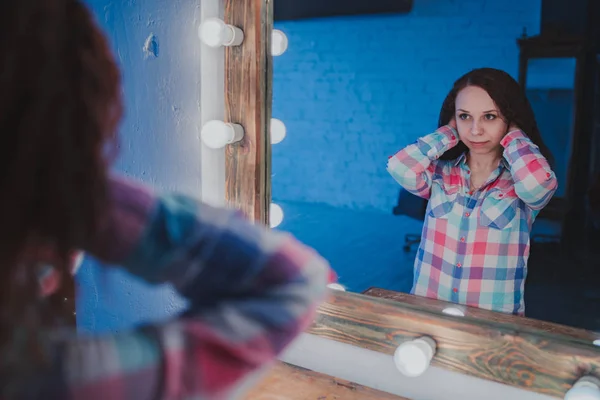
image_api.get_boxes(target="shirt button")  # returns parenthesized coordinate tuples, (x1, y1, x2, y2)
(546, 172, 551, 178)
(460, 237, 465, 242)
(457, 263, 462, 268)
(468, 191, 473, 195)
(466, 170, 471, 174)
(453, 288, 458, 293)
(465, 212, 470, 217)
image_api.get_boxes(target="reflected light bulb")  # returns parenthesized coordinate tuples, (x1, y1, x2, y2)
(199, 17, 244, 48)
(565, 377, 600, 400)
(271, 118, 287, 144)
(327, 283, 346, 291)
(442, 307, 465, 317)
(201, 120, 244, 149)
(271, 29, 288, 56)
(72, 252, 84, 275)
(270, 203, 284, 228)
(394, 337, 436, 378)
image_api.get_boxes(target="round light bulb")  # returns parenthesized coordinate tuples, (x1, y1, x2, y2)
(565, 377, 600, 400)
(327, 283, 346, 291)
(201, 120, 244, 149)
(270, 203, 284, 228)
(442, 307, 465, 317)
(198, 18, 244, 48)
(593, 339, 600, 347)
(393, 337, 436, 378)
(271, 118, 287, 144)
(72, 252, 84, 275)
(271, 29, 288, 56)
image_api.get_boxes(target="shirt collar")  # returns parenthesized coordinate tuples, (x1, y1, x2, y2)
(453, 151, 509, 170)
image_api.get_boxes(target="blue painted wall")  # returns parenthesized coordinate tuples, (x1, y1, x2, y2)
(77, 0, 203, 333)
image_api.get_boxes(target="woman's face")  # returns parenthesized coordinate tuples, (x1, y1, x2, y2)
(454, 85, 508, 156)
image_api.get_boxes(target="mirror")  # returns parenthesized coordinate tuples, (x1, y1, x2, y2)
(269, 0, 600, 331)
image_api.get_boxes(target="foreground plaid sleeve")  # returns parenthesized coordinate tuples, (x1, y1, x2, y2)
(51, 176, 334, 399)
(386, 125, 459, 199)
(501, 129, 558, 210)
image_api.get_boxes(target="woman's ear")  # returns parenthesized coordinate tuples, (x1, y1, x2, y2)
(449, 117, 457, 129)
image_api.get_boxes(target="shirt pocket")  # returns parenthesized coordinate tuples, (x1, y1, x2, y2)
(479, 189, 518, 230)
(427, 182, 460, 219)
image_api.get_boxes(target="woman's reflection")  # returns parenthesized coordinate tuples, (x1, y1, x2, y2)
(387, 68, 557, 316)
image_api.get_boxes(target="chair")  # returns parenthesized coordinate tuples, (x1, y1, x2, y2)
(392, 188, 427, 252)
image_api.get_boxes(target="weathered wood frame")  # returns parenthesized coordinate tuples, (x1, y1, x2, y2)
(224, 0, 272, 224)
(222, 1, 600, 399)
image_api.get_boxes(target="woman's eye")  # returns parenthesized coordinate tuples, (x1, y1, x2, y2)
(458, 113, 469, 120)
(484, 114, 496, 120)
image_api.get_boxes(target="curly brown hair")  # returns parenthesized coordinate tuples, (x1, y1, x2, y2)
(0, 0, 122, 376)
(438, 67, 554, 166)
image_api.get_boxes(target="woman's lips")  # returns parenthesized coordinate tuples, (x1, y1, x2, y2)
(468, 140, 489, 148)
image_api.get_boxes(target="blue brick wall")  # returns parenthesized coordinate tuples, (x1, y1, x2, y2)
(272, 0, 544, 212)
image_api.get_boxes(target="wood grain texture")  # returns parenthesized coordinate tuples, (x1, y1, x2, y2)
(224, 0, 272, 224)
(363, 287, 599, 342)
(307, 289, 600, 399)
(243, 362, 406, 399)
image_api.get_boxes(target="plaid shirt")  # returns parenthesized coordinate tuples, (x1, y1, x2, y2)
(387, 126, 557, 315)
(19, 175, 333, 399)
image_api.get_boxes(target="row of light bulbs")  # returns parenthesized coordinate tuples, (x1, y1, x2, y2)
(198, 17, 287, 229)
(392, 335, 600, 400)
(395, 306, 600, 399)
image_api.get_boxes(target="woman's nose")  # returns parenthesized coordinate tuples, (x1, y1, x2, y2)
(471, 122, 482, 136)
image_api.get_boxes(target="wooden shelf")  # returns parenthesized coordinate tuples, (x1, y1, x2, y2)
(244, 362, 407, 399)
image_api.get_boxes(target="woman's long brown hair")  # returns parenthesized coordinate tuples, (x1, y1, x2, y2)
(0, 0, 122, 380)
(438, 67, 554, 166)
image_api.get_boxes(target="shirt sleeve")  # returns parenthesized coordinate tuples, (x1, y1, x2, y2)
(386, 125, 459, 199)
(43, 175, 334, 400)
(501, 129, 558, 210)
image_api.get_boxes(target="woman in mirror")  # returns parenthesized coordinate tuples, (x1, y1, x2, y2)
(387, 68, 557, 316)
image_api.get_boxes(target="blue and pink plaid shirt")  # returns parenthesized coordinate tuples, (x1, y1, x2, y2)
(387, 126, 557, 315)
(23, 175, 333, 399)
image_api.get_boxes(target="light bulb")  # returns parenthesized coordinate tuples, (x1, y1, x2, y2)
(199, 17, 244, 48)
(72, 252, 84, 275)
(201, 120, 244, 149)
(442, 306, 465, 317)
(327, 283, 346, 291)
(271, 29, 288, 56)
(270, 203, 283, 228)
(271, 118, 287, 144)
(593, 339, 600, 347)
(565, 377, 600, 400)
(393, 337, 436, 378)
